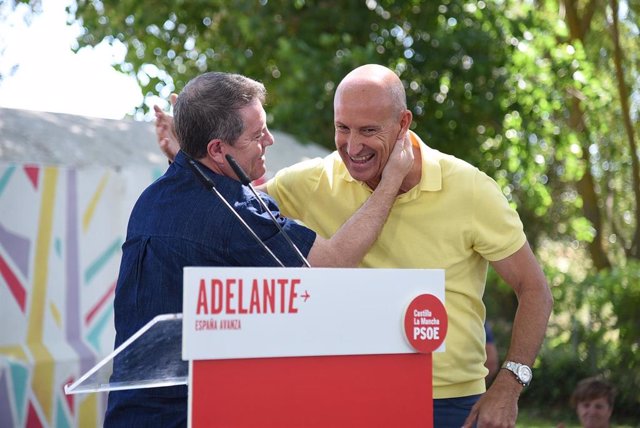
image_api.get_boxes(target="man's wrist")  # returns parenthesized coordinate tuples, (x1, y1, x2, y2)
(501, 361, 532, 387)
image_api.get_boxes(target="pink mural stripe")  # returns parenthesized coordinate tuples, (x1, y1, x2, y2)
(27, 167, 57, 423)
(64, 376, 75, 415)
(0, 254, 27, 312)
(23, 165, 40, 190)
(85, 281, 116, 326)
(0, 222, 31, 277)
(26, 400, 44, 428)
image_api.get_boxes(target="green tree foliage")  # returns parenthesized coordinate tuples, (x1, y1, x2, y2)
(67, 0, 639, 420)
(67, 0, 602, 246)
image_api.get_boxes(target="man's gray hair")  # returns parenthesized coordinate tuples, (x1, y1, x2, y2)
(174, 72, 266, 158)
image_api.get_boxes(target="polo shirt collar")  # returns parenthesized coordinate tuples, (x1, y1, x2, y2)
(411, 131, 442, 192)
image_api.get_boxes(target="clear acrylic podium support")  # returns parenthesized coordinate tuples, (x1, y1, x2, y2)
(64, 267, 446, 428)
(64, 313, 187, 394)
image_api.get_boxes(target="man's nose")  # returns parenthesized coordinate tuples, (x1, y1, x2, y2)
(263, 130, 274, 147)
(346, 134, 362, 155)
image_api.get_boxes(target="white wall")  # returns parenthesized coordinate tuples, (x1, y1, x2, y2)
(0, 161, 160, 427)
(0, 108, 330, 428)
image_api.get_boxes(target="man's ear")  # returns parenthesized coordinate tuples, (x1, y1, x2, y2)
(395, 110, 414, 145)
(399, 109, 413, 135)
(207, 139, 226, 166)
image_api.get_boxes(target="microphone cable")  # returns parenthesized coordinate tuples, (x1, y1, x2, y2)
(183, 153, 286, 267)
(226, 154, 311, 268)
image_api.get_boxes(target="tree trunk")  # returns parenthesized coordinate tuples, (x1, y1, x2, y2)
(562, 0, 611, 269)
(610, 0, 640, 259)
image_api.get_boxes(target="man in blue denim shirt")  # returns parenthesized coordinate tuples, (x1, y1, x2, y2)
(104, 71, 413, 427)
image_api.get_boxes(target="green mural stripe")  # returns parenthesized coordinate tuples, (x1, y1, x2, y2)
(56, 396, 71, 428)
(152, 167, 165, 181)
(87, 305, 114, 353)
(9, 361, 29, 426)
(0, 165, 16, 197)
(55, 237, 62, 258)
(84, 238, 122, 284)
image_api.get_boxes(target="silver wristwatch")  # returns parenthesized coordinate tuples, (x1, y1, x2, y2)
(501, 361, 532, 387)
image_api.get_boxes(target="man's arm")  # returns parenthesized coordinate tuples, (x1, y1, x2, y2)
(305, 136, 414, 267)
(154, 101, 413, 268)
(464, 241, 553, 428)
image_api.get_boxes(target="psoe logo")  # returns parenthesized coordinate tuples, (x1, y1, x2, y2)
(403, 294, 448, 353)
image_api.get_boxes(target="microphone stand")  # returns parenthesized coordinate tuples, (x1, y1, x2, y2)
(226, 154, 312, 268)
(184, 153, 286, 267)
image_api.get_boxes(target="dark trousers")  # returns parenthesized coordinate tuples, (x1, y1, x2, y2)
(433, 394, 481, 428)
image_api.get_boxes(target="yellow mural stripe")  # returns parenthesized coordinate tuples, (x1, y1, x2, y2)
(78, 393, 98, 427)
(50, 301, 62, 327)
(82, 171, 109, 233)
(0, 345, 27, 360)
(26, 167, 57, 424)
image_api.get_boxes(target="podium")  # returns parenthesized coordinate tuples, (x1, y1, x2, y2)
(65, 267, 445, 428)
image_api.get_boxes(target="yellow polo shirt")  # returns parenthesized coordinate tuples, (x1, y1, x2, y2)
(267, 131, 526, 399)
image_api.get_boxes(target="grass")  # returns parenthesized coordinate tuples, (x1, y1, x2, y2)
(518, 411, 576, 427)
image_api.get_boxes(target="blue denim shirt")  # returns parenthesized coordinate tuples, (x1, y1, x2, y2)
(104, 151, 316, 427)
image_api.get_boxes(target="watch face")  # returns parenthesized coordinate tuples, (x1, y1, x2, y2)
(518, 366, 532, 382)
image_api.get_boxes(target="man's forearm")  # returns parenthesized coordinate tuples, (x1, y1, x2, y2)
(504, 286, 553, 366)
(487, 243, 553, 391)
(306, 175, 401, 267)
(306, 136, 413, 267)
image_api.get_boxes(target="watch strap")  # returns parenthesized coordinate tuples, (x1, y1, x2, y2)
(501, 360, 532, 386)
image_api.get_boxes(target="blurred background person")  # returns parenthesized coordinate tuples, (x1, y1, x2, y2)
(557, 376, 615, 428)
(484, 321, 499, 387)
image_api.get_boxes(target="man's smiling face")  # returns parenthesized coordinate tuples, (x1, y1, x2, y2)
(334, 85, 403, 190)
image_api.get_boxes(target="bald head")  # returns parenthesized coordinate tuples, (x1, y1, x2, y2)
(335, 64, 407, 117)
(332, 64, 415, 190)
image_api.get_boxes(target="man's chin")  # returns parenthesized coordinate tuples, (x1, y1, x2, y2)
(251, 167, 266, 182)
(346, 163, 376, 180)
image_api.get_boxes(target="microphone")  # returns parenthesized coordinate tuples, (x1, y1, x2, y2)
(183, 153, 286, 267)
(226, 154, 312, 268)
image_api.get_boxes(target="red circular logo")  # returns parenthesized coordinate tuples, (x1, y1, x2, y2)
(403, 294, 447, 353)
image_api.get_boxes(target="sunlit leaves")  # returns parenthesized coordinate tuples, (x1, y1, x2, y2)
(68, 0, 638, 262)
(64, 0, 640, 416)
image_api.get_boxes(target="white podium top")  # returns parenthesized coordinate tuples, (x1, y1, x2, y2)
(182, 267, 445, 360)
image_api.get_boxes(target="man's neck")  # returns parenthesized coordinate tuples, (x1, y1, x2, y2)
(366, 145, 422, 194)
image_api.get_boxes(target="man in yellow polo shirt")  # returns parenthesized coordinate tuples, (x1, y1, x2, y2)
(265, 64, 552, 428)
(154, 64, 553, 428)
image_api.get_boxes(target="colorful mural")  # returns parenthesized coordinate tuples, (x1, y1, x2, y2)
(0, 162, 161, 428)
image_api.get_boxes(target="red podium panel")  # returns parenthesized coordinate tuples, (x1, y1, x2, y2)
(183, 267, 445, 428)
(191, 353, 432, 427)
